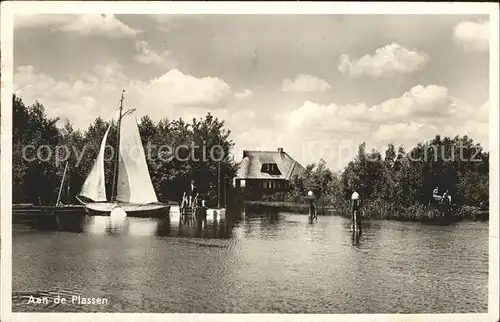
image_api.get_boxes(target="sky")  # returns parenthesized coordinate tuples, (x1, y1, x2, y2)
(13, 14, 490, 171)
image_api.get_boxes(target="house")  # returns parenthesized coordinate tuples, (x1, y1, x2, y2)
(234, 148, 305, 200)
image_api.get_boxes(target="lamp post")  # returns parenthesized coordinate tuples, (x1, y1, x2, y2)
(307, 190, 316, 220)
(351, 190, 360, 232)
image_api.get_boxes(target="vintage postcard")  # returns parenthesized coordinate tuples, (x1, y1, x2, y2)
(1, 1, 499, 322)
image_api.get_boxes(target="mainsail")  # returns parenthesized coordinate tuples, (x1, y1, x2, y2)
(115, 110, 158, 204)
(79, 125, 111, 202)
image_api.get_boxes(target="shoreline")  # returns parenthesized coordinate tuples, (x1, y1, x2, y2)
(243, 200, 489, 223)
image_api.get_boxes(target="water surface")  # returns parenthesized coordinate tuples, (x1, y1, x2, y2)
(12, 211, 488, 313)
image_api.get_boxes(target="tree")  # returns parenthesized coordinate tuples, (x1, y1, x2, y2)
(13, 95, 62, 204)
(12, 96, 240, 206)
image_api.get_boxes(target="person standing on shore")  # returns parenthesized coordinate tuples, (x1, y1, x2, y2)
(442, 189, 451, 204)
(432, 186, 441, 204)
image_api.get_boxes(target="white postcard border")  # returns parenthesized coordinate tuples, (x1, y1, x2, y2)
(1, 2, 498, 322)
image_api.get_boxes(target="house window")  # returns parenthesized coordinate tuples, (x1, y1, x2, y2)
(263, 180, 277, 189)
(261, 163, 282, 175)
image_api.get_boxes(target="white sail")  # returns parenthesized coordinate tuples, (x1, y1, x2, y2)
(115, 110, 158, 204)
(79, 125, 111, 202)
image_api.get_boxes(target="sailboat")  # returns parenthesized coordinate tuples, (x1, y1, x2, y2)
(76, 90, 169, 217)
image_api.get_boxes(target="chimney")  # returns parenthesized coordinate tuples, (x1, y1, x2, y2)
(278, 148, 283, 153)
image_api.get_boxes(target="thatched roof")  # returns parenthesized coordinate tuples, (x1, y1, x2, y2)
(236, 148, 304, 180)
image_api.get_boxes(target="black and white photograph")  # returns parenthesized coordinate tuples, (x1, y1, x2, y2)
(1, 2, 499, 321)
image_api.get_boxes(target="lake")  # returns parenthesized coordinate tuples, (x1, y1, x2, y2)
(12, 209, 489, 313)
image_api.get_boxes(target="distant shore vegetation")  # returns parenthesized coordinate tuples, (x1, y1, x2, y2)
(277, 137, 489, 221)
(13, 95, 489, 221)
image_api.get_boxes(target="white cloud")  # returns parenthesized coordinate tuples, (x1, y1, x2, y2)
(231, 128, 290, 160)
(277, 84, 488, 170)
(453, 20, 489, 53)
(145, 69, 233, 108)
(280, 74, 331, 92)
(287, 85, 456, 127)
(14, 64, 238, 129)
(234, 89, 253, 100)
(13, 63, 489, 171)
(338, 43, 429, 78)
(14, 65, 105, 128)
(148, 15, 172, 24)
(134, 40, 178, 66)
(14, 14, 141, 38)
(374, 122, 437, 143)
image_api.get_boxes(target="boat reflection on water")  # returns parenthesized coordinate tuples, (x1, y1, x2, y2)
(83, 211, 232, 239)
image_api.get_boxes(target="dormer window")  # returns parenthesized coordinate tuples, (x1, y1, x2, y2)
(261, 163, 281, 175)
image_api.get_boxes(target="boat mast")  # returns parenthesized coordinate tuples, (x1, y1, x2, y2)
(56, 161, 69, 206)
(217, 160, 221, 209)
(224, 169, 227, 208)
(111, 90, 125, 202)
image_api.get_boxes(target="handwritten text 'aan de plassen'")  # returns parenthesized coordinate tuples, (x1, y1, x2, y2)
(27, 295, 109, 305)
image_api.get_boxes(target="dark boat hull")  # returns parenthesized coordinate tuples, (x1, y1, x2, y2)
(84, 202, 170, 218)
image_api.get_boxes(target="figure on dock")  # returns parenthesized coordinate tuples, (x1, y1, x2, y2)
(188, 180, 198, 206)
(180, 180, 206, 226)
(180, 180, 198, 226)
(180, 192, 188, 222)
(194, 193, 207, 228)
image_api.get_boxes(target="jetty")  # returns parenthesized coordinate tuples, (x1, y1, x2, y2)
(13, 204, 85, 216)
(13, 203, 173, 218)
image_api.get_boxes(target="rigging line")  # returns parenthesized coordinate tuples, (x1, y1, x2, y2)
(113, 97, 122, 118)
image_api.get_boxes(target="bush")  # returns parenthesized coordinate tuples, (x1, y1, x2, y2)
(284, 137, 488, 222)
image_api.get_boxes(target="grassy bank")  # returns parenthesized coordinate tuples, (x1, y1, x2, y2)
(244, 199, 489, 222)
(244, 201, 343, 216)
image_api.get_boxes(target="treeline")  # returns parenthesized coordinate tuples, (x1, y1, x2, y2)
(284, 138, 489, 219)
(12, 94, 489, 220)
(13, 95, 238, 206)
